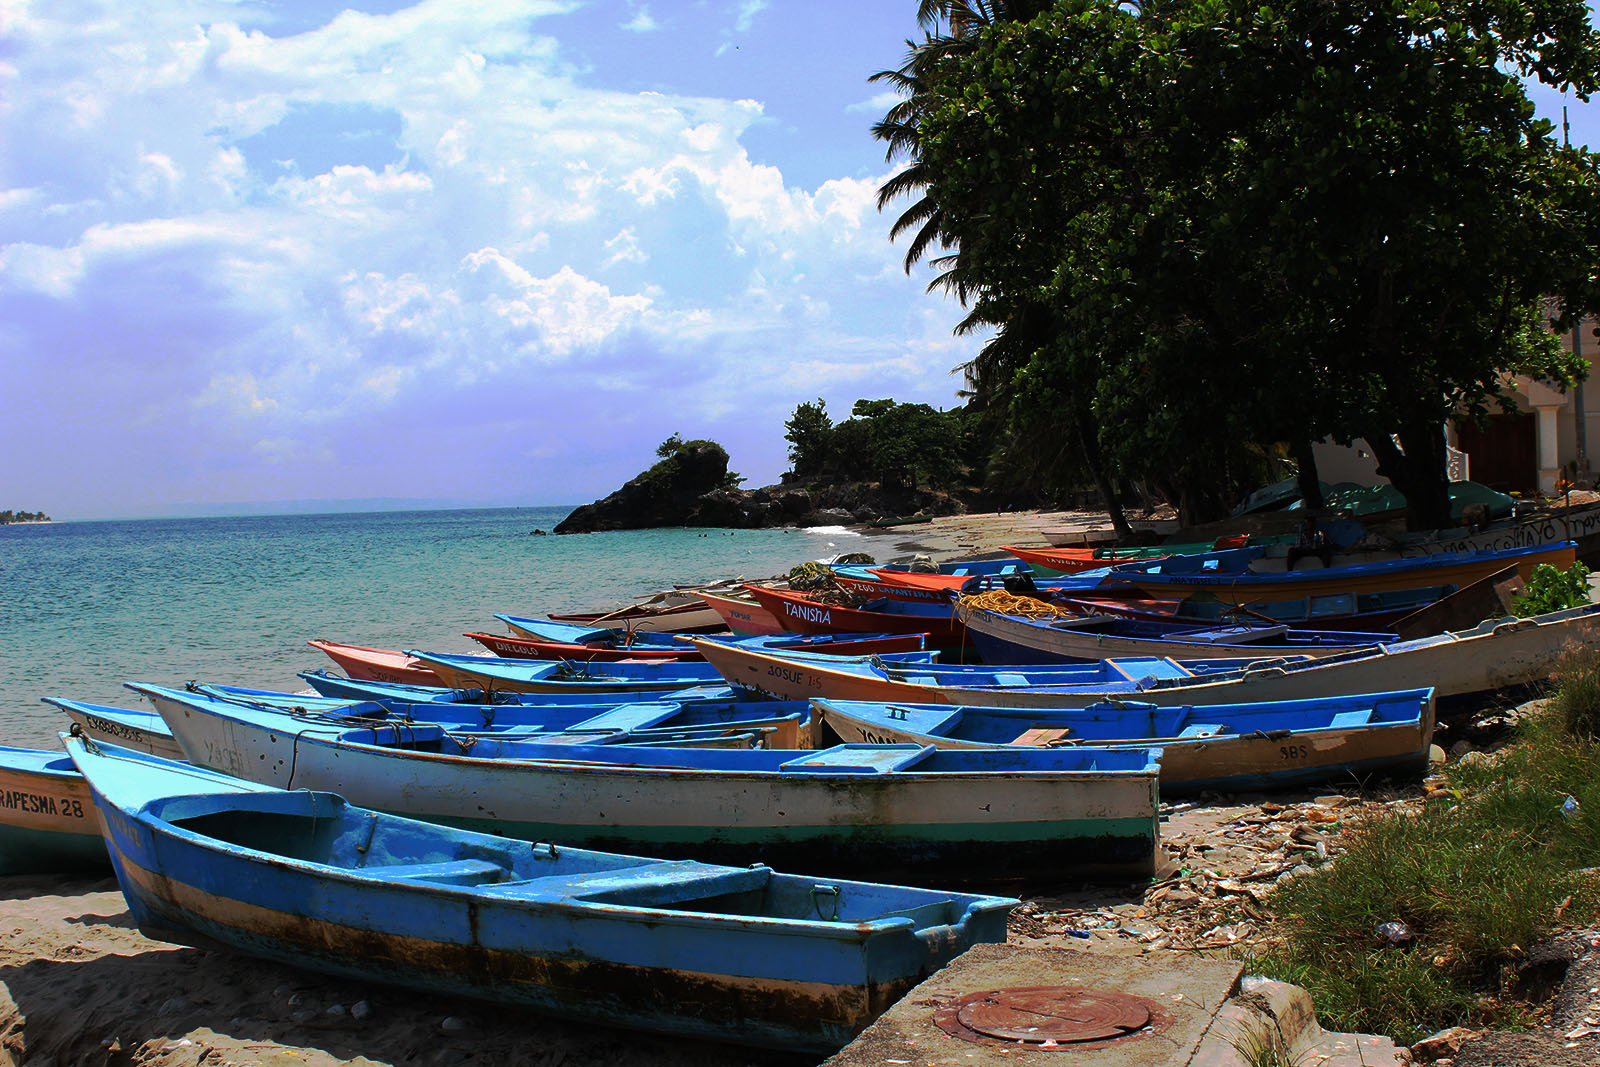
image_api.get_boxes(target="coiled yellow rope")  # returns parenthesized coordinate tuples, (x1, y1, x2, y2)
(957, 590, 1080, 619)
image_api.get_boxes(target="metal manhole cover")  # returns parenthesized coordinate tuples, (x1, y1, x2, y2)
(935, 986, 1159, 1048)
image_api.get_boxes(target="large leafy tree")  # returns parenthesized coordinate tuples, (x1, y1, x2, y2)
(888, 0, 1600, 528)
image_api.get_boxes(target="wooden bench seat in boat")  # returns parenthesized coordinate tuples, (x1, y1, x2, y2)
(778, 745, 937, 774)
(1011, 727, 1075, 746)
(1177, 723, 1226, 738)
(371, 858, 511, 885)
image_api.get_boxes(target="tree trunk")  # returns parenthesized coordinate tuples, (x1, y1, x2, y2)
(1366, 422, 1452, 531)
(1291, 439, 1324, 510)
(1076, 418, 1131, 538)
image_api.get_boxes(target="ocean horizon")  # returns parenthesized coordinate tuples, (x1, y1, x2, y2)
(0, 506, 897, 749)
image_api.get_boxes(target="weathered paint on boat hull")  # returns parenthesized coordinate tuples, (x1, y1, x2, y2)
(76, 741, 1016, 1053)
(0, 749, 107, 873)
(691, 606, 1600, 706)
(144, 688, 1161, 886)
(814, 700, 1433, 795)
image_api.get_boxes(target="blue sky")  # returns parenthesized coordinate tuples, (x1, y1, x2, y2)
(0, 0, 969, 519)
(3, 1, 1599, 519)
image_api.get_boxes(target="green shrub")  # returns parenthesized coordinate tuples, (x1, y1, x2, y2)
(1513, 561, 1592, 617)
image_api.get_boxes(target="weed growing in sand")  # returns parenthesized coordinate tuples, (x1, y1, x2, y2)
(1246, 681, 1600, 1044)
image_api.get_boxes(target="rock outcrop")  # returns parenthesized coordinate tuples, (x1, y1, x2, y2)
(554, 446, 964, 534)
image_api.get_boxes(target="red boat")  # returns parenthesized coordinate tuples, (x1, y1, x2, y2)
(306, 639, 443, 686)
(742, 585, 968, 647)
(465, 630, 931, 662)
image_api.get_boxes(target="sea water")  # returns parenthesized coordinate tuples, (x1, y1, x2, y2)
(0, 506, 897, 749)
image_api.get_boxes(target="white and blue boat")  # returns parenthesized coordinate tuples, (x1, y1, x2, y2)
(813, 688, 1436, 793)
(690, 602, 1600, 706)
(135, 683, 1163, 886)
(66, 733, 1016, 1052)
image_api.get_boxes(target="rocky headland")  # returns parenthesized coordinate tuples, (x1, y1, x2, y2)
(553, 439, 963, 534)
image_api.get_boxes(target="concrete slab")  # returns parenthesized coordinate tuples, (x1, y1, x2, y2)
(825, 944, 1244, 1067)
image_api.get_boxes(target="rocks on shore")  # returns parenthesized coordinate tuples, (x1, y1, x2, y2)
(553, 442, 964, 533)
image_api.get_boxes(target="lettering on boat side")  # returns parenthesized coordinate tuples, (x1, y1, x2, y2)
(855, 728, 898, 745)
(202, 740, 249, 778)
(783, 602, 832, 625)
(83, 714, 147, 743)
(103, 807, 137, 841)
(1279, 744, 1309, 761)
(0, 789, 81, 817)
(767, 664, 821, 690)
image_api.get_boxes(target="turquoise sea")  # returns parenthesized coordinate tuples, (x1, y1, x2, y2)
(0, 507, 894, 750)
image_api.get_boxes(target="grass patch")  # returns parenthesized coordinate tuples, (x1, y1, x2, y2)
(1246, 663, 1600, 1044)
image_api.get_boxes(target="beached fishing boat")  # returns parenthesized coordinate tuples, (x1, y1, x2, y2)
(296, 669, 738, 707)
(66, 733, 1017, 1052)
(686, 602, 1600, 705)
(547, 588, 726, 633)
(137, 685, 1162, 886)
(1113, 541, 1576, 604)
(695, 588, 785, 635)
(467, 628, 928, 662)
(1002, 537, 1259, 575)
(956, 603, 1395, 663)
(403, 650, 728, 694)
(147, 684, 815, 749)
(307, 639, 444, 686)
(43, 697, 190, 760)
(813, 689, 1434, 793)
(1059, 585, 1454, 630)
(742, 585, 968, 645)
(0, 745, 107, 873)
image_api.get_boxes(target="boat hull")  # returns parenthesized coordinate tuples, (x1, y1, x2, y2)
(957, 605, 1382, 663)
(813, 691, 1434, 794)
(308, 639, 441, 686)
(71, 740, 1015, 1053)
(148, 693, 1161, 886)
(0, 747, 106, 873)
(689, 605, 1600, 706)
(697, 590, 785, 635)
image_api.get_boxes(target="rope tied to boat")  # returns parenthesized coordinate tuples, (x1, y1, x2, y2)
(957, 590, 1079, 620)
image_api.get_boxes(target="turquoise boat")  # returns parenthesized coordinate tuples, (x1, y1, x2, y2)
(0, 745, 107, 873)
(814, 688, 1435, 794)
(66, 733, 1016, 1052)
(135, 683, 1163, 886)
(298, 669, 737, 706)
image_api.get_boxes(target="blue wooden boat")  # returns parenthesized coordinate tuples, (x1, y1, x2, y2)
(65, 733, 1016, 1052)
(0, 745, 107, 873)
(1111, 541, 1577, 604)
(41, 698, 190, 760)
(135, 684, 1164, 886)
(956, 604, 1394, 663)
(690, 603, 1600, 706)
(298, 669, 737, 707)
(1058, 584, 1455, 629)
(137, 685, 815, 748)
(407, 647, 937, 695)
(814, 689, 1435, 793)
(57, 693, 804, 754)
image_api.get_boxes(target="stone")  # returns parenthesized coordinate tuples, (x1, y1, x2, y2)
(439, 1016, 470, 1033)
(1428, 744, 1447, 768)
(1409, 1026, 1479, 1061)
(157, 996, 188, 1016)
(1448, 740, 1477, 759)
(351, 1000, 373, 1021)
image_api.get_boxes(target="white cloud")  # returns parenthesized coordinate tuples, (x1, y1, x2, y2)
(734, 1, 768, 33)
(846, 90, 902, 114)
(622, 6, 658, 32)
(0, 0, 980, 512)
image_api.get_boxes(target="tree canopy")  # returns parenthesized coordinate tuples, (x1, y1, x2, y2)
(783, 398, 968, 489)
(880, 0, 1600, 527)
